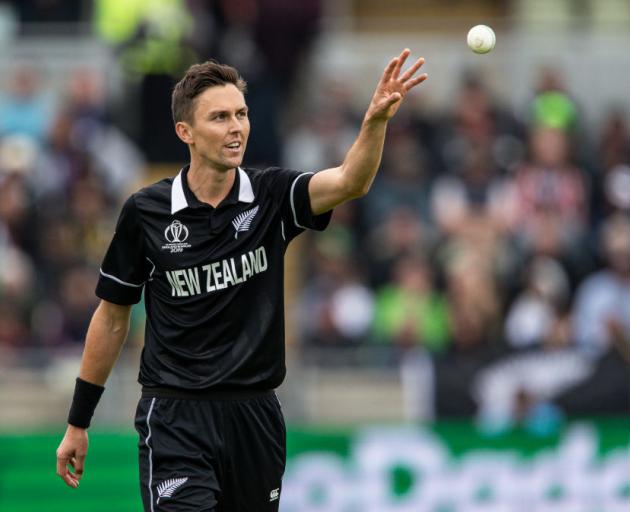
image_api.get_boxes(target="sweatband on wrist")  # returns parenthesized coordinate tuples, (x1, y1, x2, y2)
(67, 377, 105, 429)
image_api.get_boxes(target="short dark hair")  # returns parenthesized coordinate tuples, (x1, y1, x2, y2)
(171, 60, 247, 124)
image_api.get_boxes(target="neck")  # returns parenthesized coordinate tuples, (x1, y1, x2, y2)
(187, 160, 236, 207)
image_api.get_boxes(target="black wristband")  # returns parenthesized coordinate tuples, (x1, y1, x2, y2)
(67, 377, 105, 429)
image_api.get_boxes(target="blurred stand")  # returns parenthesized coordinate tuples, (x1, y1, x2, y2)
(1, 0, 630, 431)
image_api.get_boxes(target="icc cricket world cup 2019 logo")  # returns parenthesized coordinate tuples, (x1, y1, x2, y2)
(165, 220, 189, 243)
(162, 220, 191, 253)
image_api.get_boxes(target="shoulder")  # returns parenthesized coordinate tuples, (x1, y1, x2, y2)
(242, 166, 285, 187)
(131, 177, 175, 212)
(243, 166, 309, 184)
(242, 166, 310, 199)
(134, 177, 174, 202)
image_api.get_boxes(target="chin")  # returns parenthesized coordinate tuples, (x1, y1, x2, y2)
(226, 156, 244, 169)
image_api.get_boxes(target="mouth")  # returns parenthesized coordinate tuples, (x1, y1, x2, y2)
(225, 141, 242, 153)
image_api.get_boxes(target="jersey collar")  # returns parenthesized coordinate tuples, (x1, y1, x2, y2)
(171, 166, 254, 214)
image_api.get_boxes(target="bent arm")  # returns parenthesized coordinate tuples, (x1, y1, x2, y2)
(79, 299, 133, 385)
(309, 119, 389, 214)
(309, 49, 427, 215)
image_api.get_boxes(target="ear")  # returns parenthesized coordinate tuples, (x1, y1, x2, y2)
(175, 121, 194, 144)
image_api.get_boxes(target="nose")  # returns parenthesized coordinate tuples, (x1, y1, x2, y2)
(228, 115, 244, 133)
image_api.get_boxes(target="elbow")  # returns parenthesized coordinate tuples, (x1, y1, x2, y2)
(340, 173, 371, 200)
(96, 301, 132, 336)
(349, 182, 371, 199)
(342, 185, 366, 202)
(111, 320, 130, 336)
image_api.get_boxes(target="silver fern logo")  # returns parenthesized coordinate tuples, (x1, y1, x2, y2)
(156, 477, 188, 504)
(232, 205, 259, 239)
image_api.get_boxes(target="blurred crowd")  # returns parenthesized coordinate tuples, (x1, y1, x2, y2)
(293, 69, 630, 428)
(0, 0, 321, 356)
(0, 65, 145, 355)
(0, 0, 628, 429)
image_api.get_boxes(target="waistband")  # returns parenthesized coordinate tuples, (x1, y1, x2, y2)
(141, 386, 274, 401)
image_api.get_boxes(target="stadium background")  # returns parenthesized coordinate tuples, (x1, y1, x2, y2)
(1, 1, 630, 510)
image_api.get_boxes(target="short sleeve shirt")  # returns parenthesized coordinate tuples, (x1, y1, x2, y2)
(96, 166, 331, 390)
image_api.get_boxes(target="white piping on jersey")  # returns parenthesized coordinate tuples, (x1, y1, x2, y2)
(281, 220, 286, 241)
(171, 167, 254, 214)
(290, 172, 314, 229)
(146, 257, 156, 281)
(99, 269, 145, 288)
(146, 398, 156, 512)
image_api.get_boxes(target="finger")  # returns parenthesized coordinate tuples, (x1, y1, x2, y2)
(57, 457, 79, 488)
(399, 57, 425, 83)
(404, 73, 429, 91)
(56, 455, 70, 478)
(74, 455, 85, 480)
(392, 49, 411, 79)
(381, 57, 398, 84)
(382, 92, 402, 109)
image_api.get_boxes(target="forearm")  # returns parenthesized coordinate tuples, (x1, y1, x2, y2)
(339, 117, 389, 197)
(308, 49, 426, 214)
(78, 301, 131, 386)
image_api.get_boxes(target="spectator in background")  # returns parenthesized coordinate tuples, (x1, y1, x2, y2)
(363, 206, 430, 288)
(0, 66, 55, 144)
(66, 172, 116, 265)
(551, 214, 630, 415)
(283, 102, 358, 172)
(592, 111, 630, 222)
(93, 0, 197, 162)
(430, 144, 515, 238)
(297, 222, 373, 351)
(433, 249, 504, 417)
(444, 250, 502, 353)
(37, 109, 91, 199)
(439, 73, 524, 176)
(510, 125, 592, 284)
(598, 110, 630, 173)
(529, 66, 579, 133)
(64, 69, 145, 196)
(572, 213, 630, 357)
(0, 145, 37, 351)
(472, 257, 592, 435)
(0, 143, 38, 253)
(372, 254, 449, 353)
(56, 265, 100, 345)
(505, 256, 570, 350)
(360, 128, 432, 229)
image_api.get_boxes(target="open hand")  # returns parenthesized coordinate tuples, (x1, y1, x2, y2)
(365, 49, 427, 122)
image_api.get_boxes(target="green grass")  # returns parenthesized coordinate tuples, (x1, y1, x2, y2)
(0, 432, 142, 512)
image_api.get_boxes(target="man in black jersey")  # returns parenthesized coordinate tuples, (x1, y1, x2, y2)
(56, 50, 427, 511)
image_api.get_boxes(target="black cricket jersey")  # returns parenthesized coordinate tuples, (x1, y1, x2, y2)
(95, 166, 331, 391)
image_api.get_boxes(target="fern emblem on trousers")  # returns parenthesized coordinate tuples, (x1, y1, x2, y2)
(156, 477, 189, 504)
(232, 205, 259, 239)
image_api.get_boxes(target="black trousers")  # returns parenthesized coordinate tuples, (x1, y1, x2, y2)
(135, 389, 286, 511)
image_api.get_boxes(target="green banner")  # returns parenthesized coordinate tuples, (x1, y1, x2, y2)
(1, 418, 629, 511)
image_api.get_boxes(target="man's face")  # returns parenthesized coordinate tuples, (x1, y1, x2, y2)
(184, 84, 250, 171)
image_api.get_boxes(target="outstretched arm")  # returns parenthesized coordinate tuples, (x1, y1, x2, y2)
(309, 49, 428, 214)
(56, 300, 132, 488)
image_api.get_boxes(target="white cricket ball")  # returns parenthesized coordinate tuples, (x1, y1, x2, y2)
(467, 24, 496, 54)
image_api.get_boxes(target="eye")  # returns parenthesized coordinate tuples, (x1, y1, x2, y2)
(213, 112, 227, 121)
(237, 110, 248, 119)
